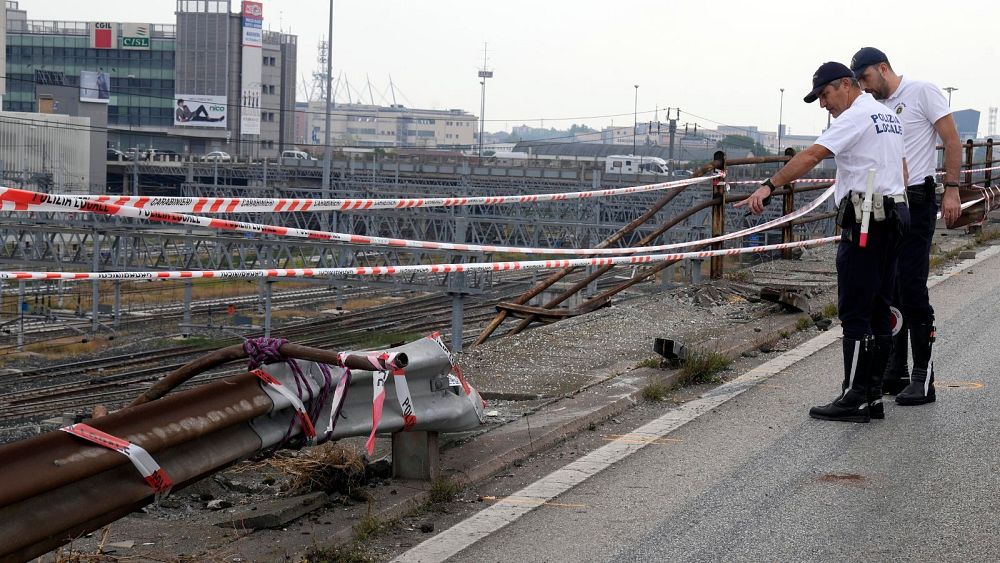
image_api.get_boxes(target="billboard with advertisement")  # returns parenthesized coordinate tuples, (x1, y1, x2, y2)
(242, 1, 263, 20)
(89, 22, 116, 49)
(80, 70, 111, 104)
(240, 0, 263, 136)
(174, 94, 227, 128)
(121, 23, 150, 50)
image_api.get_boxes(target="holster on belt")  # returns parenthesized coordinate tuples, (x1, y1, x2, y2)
(843, 192, 888, 223)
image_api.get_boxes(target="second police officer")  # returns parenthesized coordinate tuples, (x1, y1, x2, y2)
(851, 47, 962, 406)
(736, 62, 910, 423)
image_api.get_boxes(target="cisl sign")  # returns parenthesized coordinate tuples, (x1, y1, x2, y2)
(122, 23, 151, 50)
(89, 22, 117, 49)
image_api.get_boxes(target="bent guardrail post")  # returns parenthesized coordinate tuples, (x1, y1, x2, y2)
(782, 148, 797, 259)
(710, 151, 727, 279)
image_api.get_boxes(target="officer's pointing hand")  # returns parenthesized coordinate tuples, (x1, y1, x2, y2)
(734, 186, 770, 215)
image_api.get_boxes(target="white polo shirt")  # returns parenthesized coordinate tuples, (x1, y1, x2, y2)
(880, 76, 951, 184)
(816, 92, 906, 202)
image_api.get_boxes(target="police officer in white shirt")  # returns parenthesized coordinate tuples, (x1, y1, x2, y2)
(736, 61, 910, 423)
(851, 47, 961, 406)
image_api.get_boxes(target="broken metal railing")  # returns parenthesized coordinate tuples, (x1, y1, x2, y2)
(0, 335, 484, 562)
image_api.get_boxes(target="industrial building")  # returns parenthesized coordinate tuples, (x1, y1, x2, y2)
(3, 0, 297, 167)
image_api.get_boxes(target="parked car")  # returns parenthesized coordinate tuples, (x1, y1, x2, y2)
(106, 148, 127, 161)
(281, 149, 315, 160)
(123, 148, 142, 161)
(144, 149, 180, 161)
(202, 150, 232, 162)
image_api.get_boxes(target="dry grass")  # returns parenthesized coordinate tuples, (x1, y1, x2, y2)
(678, 349, 731, 385)
(641, 379, 673, 402)
(6, 279, 320, 317)
(23, 336, 108, 358)
(343, 296, 401, 310)
(260, 442, 367, 495)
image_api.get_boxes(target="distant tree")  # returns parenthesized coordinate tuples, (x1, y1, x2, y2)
(718, 134, 755, 150)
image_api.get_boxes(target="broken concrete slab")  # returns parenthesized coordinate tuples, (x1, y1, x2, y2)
(214, 492, 328, 530)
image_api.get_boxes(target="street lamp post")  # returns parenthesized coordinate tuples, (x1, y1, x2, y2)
(633, 84, 639, 155)
(477, 44, 492, 158)
(778, 88, 784, 153)
(943, 86, 958, 107)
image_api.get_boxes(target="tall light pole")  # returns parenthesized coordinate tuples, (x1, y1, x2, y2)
(632, 84, 639, 155)
(778, 87, 785, 154)
(943, 86, 958, 107)
(477, 43, 492, 157)
(321, 0, 333, 198)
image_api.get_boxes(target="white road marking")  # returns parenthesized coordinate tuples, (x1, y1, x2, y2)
(392, 242, 1000, 563)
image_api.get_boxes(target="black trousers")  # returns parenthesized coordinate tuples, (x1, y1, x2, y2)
(892, 177, 937, 324)
(837, 199, 910, 340)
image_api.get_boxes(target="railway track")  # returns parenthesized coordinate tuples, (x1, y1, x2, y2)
(0, 271, 626, 428)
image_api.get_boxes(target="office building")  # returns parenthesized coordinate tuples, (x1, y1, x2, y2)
(4, 0, 297, 160)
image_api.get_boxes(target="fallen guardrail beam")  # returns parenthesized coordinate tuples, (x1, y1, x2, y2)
(0, 334, 484, 562)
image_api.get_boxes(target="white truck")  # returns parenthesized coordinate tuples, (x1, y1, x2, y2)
(605, 155, 669, 175)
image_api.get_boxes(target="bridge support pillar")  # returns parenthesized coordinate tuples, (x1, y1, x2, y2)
(113, 281, 121, 329)
(392, 431, 440, 481)
(263, 281, 273, 338)
(181, 280, 192, 337)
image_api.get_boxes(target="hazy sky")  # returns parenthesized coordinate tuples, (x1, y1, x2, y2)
(18, 1, 1000, 137)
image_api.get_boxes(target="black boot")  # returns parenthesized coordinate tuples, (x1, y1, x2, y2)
(868, 335, 893, 419)
(897, 322, 936, 406)
(810, 337, 872, 423)
(882, 321, 909, 395)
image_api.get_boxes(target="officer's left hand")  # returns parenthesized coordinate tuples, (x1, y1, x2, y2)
(941, 188, 961, 227)
(734, 186, 770, 215)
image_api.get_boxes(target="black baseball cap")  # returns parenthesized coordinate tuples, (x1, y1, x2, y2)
(850, 47, 889, 76)
(803, 62, 853, 103)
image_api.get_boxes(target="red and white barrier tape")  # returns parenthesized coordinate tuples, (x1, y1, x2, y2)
(363, 352, 406, 455)
(0, 237, 840, 282)
(251, 368, 317, 444)
(325, 358, 352, 442)
(16, 175, 718, 214)
(61, 423, 173, 500)
(0, 184, 832, 257)
(366, 356, 389, 456)
(727, 178, 835, 186)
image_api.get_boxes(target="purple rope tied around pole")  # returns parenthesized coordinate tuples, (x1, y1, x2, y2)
(244, 337, 288, 370)
(243, 337, 334, 448)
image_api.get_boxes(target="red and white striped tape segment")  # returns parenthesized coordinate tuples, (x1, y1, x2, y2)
(727, 178, 836, 186)
(0, 184, 833, 257)
(366, 356, 389, 456)
(251, 368, 318, 444)
(324, 364, 351, 442)
(727, 164, 1000, 186)
(394, 367, 417, 432)
(363, 352, 405, 456)
(20, 175, 719, 214)
(61, 423, 173, 499)
(0, 236, 841, 282)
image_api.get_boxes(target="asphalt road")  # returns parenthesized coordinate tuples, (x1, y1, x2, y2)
(407, 245, 1000, 562)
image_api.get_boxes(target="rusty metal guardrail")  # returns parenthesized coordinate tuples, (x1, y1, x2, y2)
(0, 334, 484, 562)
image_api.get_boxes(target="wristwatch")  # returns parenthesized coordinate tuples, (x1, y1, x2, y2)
(761, 179, 777, 195)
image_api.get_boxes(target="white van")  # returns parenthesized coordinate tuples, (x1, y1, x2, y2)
(605, 155, 669, 175)
(281, 150, 314, 160)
